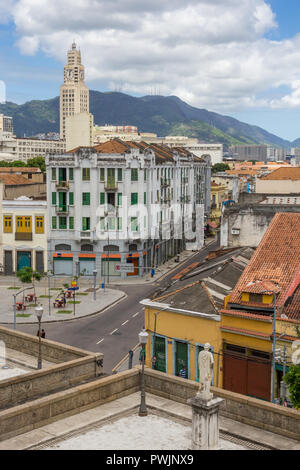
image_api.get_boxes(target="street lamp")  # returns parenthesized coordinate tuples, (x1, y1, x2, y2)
(35, 305, 44, 370)
(138, 328, 149, 417)
(93, 269, 97, 301)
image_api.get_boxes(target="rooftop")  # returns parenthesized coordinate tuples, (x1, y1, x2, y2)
(260, 167, 300, 180)
(0, 174, 33, 185)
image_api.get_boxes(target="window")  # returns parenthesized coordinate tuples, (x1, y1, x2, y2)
(82, 192, 90, 205)
(100, 168, 105, 181)
(59, 216, 67, 230)
(117, 217, 122, 230)
(82, 168, 90, 181)
(69, 217, 74, 230)
(52, 192, 57, 205)
(51, 168, 56, 181)
(52, 217, 57, 229)
(108, 217, 115, 230)
(131, 168, 138, 181)
(118, 168, 123, 181)
(100, 217, 105, 230)
(144, 192, 147, 204)
(100, 193, 105, 205)
(16, 216, 31, 233)
(249, 293, 263, 303)
(35, 216, 44, 234)
(3, 215, 12, 233)
(144, 169, 147, 181)
(69, 192, 74, 205)
(117, 193, 122, 206)
(82, 217, 90, 231)
(69, 168, 74, 180)
(131, 193, 138, 205)
(131, 217, 138, 232)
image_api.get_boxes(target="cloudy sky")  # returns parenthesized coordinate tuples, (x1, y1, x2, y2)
(1, 0, 300, 141)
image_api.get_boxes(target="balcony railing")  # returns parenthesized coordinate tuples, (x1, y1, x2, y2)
(15, 232, 32, 241)
(104, 181, 118, 191)
(55, 181, 70, 190)
(55, 205, 69, 215)
(161, 178, 171, 187)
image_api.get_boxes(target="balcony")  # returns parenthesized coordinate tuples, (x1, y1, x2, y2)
(15, 232, 32, 241)
(161, 178, 171, 187)
(55, 205, 69, 215)
(55, 181, 70, 191)
(104, 181, 118, 191)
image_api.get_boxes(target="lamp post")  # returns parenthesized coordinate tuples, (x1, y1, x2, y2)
(138, 328, 149, 417)
(47, 271, 52, 316)
(271, 292, 277, 404)
(35, 305, 44, 370)
(93, 269, 97, 301)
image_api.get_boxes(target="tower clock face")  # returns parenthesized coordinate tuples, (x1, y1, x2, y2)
(66, 70, 74, 79)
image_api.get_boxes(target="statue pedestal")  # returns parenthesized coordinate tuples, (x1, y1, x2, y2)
(187, 395, 224, 450)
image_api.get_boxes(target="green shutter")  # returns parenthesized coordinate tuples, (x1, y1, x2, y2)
(131, 193, 138, 205)
(117, 193, 122, 206)
(52, 216, 57, 229)
(82, 217, 90, 231)
(82, 192, 90, 205)
(118, 168, 122, 181)
(69, 217, 74, 229)
(144, 169, 147, 181)
(144, 192, 146, 204)
(100, 217, 105, 230)
(100, 168, 105, 181)
(51, 168, 56, 180)
(69, 192, 74, 205)
(100, 193, 105, 205)
(117, 217, 122, 230)
(52, 192, 57, 205)
(82, 168, 90, 181)
(131, 169, 138, 181)
(59, 216, 67, 229)
(69, 168, 74, 180)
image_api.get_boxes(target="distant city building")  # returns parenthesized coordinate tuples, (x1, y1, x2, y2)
(60, 42, 89, 140)
(16, 137, 65, 162)
(46, 140, 211, 278)
(255, 167, 300, 193)
(229, 145, 268, 162)
(65, 112, 94, 151)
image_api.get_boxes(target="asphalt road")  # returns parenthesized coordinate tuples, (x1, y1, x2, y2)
(14, 238, 219, 374)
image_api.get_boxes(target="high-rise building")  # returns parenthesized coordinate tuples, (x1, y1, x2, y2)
(59, 42, 89, 140)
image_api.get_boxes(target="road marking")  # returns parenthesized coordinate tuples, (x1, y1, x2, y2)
(110, 328, 118, 335)
(132, 312, 139, 317)
(96, 338, 104, 344)
(122, 320, 129, 326)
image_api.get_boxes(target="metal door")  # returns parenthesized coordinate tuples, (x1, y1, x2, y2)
(36, 251, 44, 274)
(153, 336, 166, 372)
(53, 258, 73, 275)
(17, 251, 31, 271)
(79, 259, 95, 276)
(175, 341, 188, 376)
(4, 251, 13, 275)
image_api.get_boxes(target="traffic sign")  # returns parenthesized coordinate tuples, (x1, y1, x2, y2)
(115, 264, 135, 273)
(68, 287, 79, 291)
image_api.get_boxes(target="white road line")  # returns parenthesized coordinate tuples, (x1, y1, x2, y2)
(122, 320, 129, 326)
(96, 338, 104, 344)
(132, 312, 139, 317)
(110, 328, 118, 335)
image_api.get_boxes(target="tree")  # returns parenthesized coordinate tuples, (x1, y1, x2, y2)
(283, 327, 300, 410)
(27, 156, 46, 173)
(16, 267, 43, 299)
(0, 160, 11, 167)
(212, 163, 230, 174)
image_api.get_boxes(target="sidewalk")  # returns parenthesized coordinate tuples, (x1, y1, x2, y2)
(0, 285, 126, 325)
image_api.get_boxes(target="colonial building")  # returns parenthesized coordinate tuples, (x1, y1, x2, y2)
(46, 139, 211, 278)
(2, 196, 47, 274)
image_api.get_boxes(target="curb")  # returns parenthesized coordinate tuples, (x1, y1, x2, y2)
(1, 293, 128, 326)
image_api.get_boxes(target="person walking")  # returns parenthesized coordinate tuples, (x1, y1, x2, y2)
(179, 366, 187, 379)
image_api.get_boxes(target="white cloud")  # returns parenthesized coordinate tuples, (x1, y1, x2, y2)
(6, 0, 300, 111)
(0, 0, 16, 23)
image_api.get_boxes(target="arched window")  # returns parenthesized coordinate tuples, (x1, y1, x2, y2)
(55, 244, 71, 251)
(103, 245, 119, 252)
(81, 244, 93, 252)
(129, 243, 137, 252)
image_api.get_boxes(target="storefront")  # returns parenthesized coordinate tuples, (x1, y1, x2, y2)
(53, 253, 73, 276)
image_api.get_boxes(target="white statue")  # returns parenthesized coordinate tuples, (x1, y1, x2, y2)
(197, 343, 214, 400)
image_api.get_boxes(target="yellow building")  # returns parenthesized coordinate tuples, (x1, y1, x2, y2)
(210, 181, 228, 223)
(141, 281, 223, 387)
(2, 196, 47, 274)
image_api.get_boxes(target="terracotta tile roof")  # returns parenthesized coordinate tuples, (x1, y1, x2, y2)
(0, 174, 33, 185)
(0, 167, 40, 173)
(242, 280, 280, 295)
(260, 167, 300, 180)
(94, 139, 129, 154)
(220, 309, 272, 321)
(220, 325, 271, 339)
(228, 212, 300, 320)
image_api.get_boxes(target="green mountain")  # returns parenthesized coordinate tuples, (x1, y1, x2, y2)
(0, 91, 292, 148)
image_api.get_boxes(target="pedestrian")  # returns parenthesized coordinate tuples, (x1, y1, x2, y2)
(179, 366, 187, 379)
(41, 329, 46, 339)
(139, 346, 145, 364)
(63, 293, 66, 307)
(151, 355, 157, 370)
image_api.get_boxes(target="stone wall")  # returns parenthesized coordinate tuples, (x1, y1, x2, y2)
(143, 368, 300, 441)
(0, 326, 92, 363)
(0, 369, 139, 442)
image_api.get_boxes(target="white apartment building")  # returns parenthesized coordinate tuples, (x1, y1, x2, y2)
(16, 137, 65, 161)
(65, 112, 94, 151)
(60, 42, 89, 140)
(46, 140, 211, 278)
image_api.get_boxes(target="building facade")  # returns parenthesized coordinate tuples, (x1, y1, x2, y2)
(46, 140, 211, 278)
(60, 42, 89, 140)
(2, 197, 47, 274)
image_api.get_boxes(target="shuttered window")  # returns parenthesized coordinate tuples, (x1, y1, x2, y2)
(69, 168, 74, 180)
(118, 168, 122, 181)
(131, 169, 138, 181)
(100, 193, 105, 205)
(51, 168, 56, 181)
(3, 215, 12, 233)
(59, 217, 67, 230)
(82, 168, 90, 181)
(35, 216, 44, 234)
(131, 193, 138, 205)
(117, 193, 122, 206)
(52, 192, 57, 205)
(82, 217, 90, 231)
(52, 217, 57, 229)
(69, 192, 74, 205)
(100, 168, 105, 181)
(82, 192, 90, 205)
(69, 217, 74, 230)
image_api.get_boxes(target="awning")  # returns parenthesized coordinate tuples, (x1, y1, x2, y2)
(101, 254, 121, 259)
(126, 253, 140, 258)
(53, 253, 73, 258)
(78, 254, 96, 259)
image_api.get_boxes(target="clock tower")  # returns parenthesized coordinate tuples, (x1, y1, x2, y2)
(59, 42, 89, 140)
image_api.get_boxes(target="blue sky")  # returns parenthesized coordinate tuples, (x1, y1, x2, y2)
(1, 0, 300, 142)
